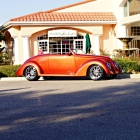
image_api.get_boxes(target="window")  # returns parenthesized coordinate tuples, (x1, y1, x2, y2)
(74, 39, 84, 50)
(38, 34, 84, 54)
(38, 40, 49, 53)
(38, 34, 48, 40)
(131, 26, 140, 36)
(124, 1, 128, 17)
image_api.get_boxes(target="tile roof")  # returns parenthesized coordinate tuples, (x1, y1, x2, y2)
(10, 12, 116, 22)
(9, 0, 116, 23)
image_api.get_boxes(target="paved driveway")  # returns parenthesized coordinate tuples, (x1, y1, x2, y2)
(0, 78, 140, 140)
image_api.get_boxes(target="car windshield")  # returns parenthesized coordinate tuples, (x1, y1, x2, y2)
(70, 48, 86, 54)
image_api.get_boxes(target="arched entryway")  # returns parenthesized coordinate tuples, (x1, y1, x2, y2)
(37, 29, 85, 54)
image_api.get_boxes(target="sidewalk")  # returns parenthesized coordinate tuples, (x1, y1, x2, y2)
(0, 74, 140, 81)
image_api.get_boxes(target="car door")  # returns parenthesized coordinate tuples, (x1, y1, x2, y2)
(49, 54, 76, 75)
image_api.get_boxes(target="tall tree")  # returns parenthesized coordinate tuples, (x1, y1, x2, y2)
(0, 25, 6, 52)
(0, 25, 5, 41)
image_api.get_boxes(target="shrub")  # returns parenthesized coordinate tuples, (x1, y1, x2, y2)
(100, 49, 110, 57)
(113, 58, 140, 74)
(0, 65, 21, 77)
(0, 51, 12, 65)
(113, 49, 126, 58)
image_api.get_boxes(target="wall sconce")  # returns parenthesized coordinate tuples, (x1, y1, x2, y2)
(110, 28, 116, 36)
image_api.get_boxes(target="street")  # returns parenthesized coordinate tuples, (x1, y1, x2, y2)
(0, 78, 140, 140)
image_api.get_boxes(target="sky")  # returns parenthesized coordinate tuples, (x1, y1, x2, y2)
(0, 0, 82, 25)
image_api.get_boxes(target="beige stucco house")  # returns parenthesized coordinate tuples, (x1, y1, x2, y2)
(1, 0, 140, 65)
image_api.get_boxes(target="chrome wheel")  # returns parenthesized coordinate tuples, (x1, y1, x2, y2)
(24, 66, 40, 81)
(88, 65, 104, 80)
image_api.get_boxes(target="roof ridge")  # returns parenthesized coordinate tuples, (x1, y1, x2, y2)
(10, 11, 43, 21)
(44, 0, 94, 13)
(43, 12, 113, 15)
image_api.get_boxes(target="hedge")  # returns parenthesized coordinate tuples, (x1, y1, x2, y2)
(113, 58, 140, 74)
(0, 65, 21, 77)
(0, 58, 140, 77)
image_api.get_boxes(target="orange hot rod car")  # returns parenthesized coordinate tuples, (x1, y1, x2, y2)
(16, 49, 122, 81)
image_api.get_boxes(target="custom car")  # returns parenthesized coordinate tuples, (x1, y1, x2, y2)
(16, 48, 122, 81)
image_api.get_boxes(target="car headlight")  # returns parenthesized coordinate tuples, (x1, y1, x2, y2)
(106, 62, 111, 69)
(114, 61, 119, 69)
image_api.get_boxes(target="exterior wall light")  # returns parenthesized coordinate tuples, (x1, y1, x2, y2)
(110, 28, 116, 36)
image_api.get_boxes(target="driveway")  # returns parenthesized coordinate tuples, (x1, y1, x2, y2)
(0, 78, 140, 140)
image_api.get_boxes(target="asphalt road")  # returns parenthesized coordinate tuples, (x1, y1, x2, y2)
(0, 78, 140, 140)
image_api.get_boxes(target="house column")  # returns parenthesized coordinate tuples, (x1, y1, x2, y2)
(93, 34, 100, 55)
(12, 36, 19, 65)
(22, 36, 30, 63)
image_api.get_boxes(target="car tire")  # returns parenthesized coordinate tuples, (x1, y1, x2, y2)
(24, 66, 40, 81)
(88, 65, 104, 80)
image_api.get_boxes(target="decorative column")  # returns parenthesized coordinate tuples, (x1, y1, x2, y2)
(93, 34, 100, 55)
(22, 36, 30, 63)
(12, 36, 19, 65)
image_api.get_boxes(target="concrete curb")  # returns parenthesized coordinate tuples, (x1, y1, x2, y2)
(0, 77, 27, 81)
(0, 74, 140, 81)
(0, 77, 46, 81)
(116, 74, 140, 79)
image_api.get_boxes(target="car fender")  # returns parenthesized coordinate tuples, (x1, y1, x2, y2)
(75, 59, 110, 76)
(16, 61, 43, 76)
